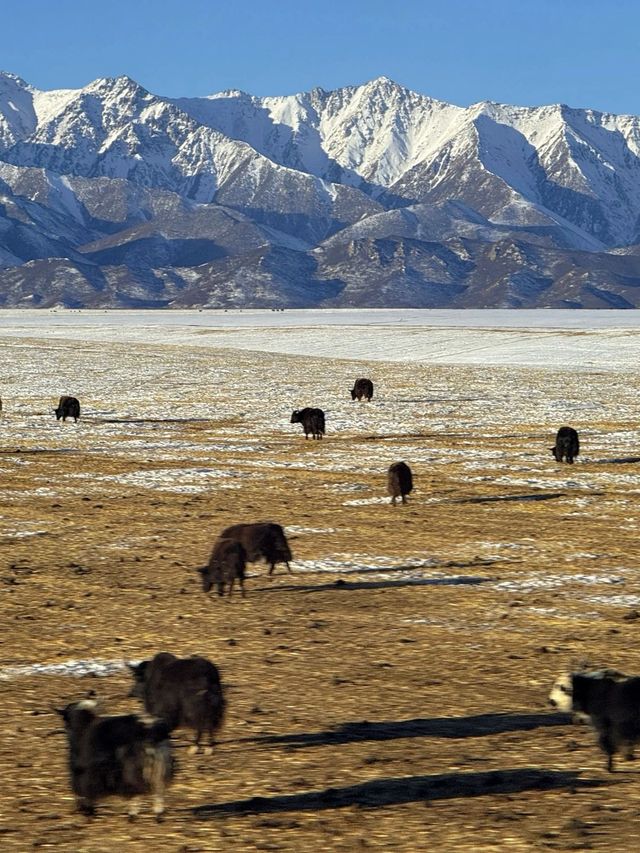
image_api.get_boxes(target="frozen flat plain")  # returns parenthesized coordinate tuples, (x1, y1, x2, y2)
(2, 310, 640, 850)
(0, 308, 639, 368)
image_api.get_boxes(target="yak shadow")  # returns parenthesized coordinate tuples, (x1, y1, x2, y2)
(249, 712, 571, 750)
(453, 493, 565, 505)
(593, 457, 640, 466)
(96, 417, 216, 425)
(193, 768, 600, 818)
(256, 576, 492, 594)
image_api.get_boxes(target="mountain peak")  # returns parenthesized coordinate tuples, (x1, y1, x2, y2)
(0, 70, 31, 91)
(2, 71, 640, 309)
(86, 75, 148, 97)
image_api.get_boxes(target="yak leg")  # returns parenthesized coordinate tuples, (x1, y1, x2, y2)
(188, 729, 203, 755)
(599, 731, 616, 772)
(401, 495, 408, 505)
(149, 756, 169, 823)
(285, 561, 292, 574)
(128, 798, 142, 821)
(152, 792, 165, 822)
(76, 797, 96, 817)
(240, 576, 246, 598)
(228, 578, 235, 597)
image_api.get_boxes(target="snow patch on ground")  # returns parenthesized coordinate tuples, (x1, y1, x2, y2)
(0, 658, 136, 681)
(494, 573, 625, 592)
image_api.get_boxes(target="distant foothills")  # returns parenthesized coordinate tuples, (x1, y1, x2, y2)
(2, 71, 640, 308)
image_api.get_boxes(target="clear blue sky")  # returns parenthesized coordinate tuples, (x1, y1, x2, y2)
(3, 0, 638, 114)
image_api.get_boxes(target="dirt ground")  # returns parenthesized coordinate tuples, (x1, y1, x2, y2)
(2, 335, 640, 851)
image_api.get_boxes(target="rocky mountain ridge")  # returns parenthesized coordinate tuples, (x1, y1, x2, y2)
(2, 72, 640, 307)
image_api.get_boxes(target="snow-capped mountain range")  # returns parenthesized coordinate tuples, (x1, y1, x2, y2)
(2, 71, 640, 307)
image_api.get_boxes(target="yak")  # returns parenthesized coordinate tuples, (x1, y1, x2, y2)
(350, 378, 374, 401)
(217, 522, 293, 576)
(198, 538, 247, 598)
(551, 426, 579, 464)
(56, 699, 174, 819)
(549, 669, 638, 771)
(55, 395, 81, 422)
(291, 408, 325, 439)
(387, 461, 413, 506)
(129, 653, 225, 753)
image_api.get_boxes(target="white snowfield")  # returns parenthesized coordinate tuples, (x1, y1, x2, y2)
(0, 309, 639, 369)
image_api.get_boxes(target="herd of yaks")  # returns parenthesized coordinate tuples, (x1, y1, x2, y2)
(8, 377, 613, 821)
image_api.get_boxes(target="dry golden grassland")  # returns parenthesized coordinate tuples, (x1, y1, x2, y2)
(1, 334, 640, 851)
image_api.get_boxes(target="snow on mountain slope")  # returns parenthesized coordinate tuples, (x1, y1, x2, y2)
(320, 199, 603, 253)
(177, 78, 640, 246)
(175, 77, 466, 191)
(3, 72, 640, 307)
(0, 73, 37, 150)
(1, 73, 374, 235)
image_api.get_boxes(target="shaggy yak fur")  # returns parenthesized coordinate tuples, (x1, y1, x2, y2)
(198, 538, 247, 597)
(551, 426, 579, 463)
(291, 407, 325, 439)
(218, 522, 293, 576)
(350, 378, 374, 401)
(55, 395, 81, 422)
(129, 653, 225, 752)
(56, 699, 174, 819)
(387, 461, 413, 506)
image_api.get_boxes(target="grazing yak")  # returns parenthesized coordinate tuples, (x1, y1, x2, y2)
(549, 669, 637, 771)
(350, 378, 374, 401)
(55, 395, 81, 422)
(198, 538, 247, 598)
(56, 699, 174, 819)
(551, 426, 579, 464)
(388, 461, 413, 506)
(291, 407, 325, 439)
(218, 522, 293, 576)
(129, 653, 225, 753)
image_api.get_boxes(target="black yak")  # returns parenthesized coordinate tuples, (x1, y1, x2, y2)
(129, 653, 225, 753)
(551, 426, 579, 464)
(198, 538, 247, 598)
(56, 699, 174, 819)
(291, 408, 325, 439)
(387, 461, 413, 506)
(55, 395, 81, 422)
(350, 378, 374, 401)
(218, 522, 293, 576)
(549, 670, 639, 771)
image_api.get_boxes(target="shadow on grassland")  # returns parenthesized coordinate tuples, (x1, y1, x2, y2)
(247, 712, 571, 749)
(193, 768, 601, 817)
(255, 576, 492, 594)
